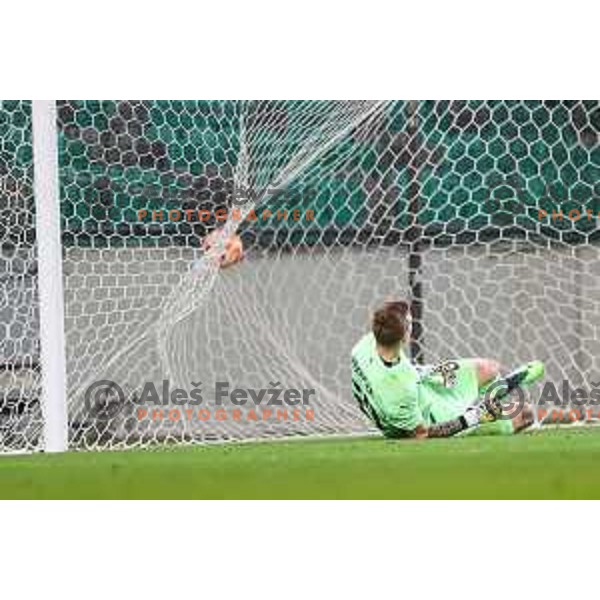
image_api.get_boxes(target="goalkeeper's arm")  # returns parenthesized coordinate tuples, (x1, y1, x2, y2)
(413, 395, 502, 439)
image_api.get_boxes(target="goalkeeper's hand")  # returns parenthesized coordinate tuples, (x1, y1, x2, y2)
(461, 394, 503, 429)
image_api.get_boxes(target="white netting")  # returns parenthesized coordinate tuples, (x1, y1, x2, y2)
(1, 100, 599, 450)
(0, 101, 43, 451)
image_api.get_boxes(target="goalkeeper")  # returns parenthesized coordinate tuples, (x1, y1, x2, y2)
(351, 300, 543, 439)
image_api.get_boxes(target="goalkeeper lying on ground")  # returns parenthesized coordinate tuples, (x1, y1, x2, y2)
(351, 300, 544, 439)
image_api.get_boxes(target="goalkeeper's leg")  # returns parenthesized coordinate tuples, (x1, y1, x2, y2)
(466, 361, 545, 436)
(468, 358, 544, 393)
(428, 359, 543, 436)
(472, 358, 502, 387)
(440, 362, 524, 436)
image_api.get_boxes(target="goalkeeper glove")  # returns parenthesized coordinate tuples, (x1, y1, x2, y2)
(460, 394, 503, 429)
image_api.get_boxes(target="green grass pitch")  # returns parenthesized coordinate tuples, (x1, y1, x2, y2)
(1, 428, 600, 499)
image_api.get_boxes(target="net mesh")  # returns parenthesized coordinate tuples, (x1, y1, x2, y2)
(0, 101, 43, 451)
(1, 100, 599, 450)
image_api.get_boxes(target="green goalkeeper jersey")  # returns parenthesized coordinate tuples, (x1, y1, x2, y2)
(351, 333, 432, 436)
(351, 333, 482, 437)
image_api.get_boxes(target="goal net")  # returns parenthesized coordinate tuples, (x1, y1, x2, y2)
(1, 100, 599, 451)
(0, 101, 44, 451)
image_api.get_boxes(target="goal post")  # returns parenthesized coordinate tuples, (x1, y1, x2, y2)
(31, 101, 68, 452)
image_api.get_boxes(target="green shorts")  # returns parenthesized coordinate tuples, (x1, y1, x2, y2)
(423, 360, 514, 436)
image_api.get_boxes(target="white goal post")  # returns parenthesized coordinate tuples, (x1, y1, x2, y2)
(32, 100, 68, 452)
(0, 100, 599, 452)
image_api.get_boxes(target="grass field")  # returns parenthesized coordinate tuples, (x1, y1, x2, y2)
(1, 427, 600, 499)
